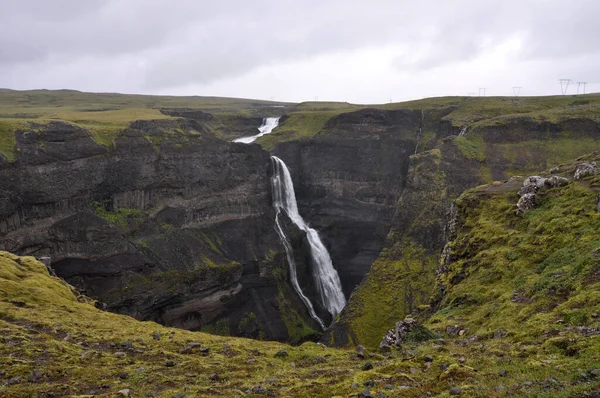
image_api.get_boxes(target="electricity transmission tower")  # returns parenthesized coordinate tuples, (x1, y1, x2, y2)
(512, 87, 522, 97)
(559, 79, 572, 95)
(577, 82, 588, 95)
(467, 92, 476, 96)
(478, 88, 486, 96)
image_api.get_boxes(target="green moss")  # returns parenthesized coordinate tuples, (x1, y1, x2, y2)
(455, 136, 485, 161)
(0, 119, 22, 162)
(2, 250, 600, 397)
(93, 202, 144, 232)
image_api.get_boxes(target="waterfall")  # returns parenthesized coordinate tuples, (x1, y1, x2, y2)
(233, 117, 280, 144)
(270, 156, 346, 329)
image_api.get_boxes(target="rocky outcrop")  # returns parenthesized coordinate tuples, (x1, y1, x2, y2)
(516, 175, 570, 214)
(379, 317, 434, 350)
(0, 119, 302, 340)
(574, 162, 599, 180)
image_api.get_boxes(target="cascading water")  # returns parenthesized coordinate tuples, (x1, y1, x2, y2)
(233, 117, 280, 144)
(270, 156, 346, 329)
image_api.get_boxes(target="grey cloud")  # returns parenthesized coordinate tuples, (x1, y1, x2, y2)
(1, 0, 599, 97)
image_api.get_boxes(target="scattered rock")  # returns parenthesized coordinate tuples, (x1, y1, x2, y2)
(596, 194, 600, 213)
(384, 384, 394, 390)
(458, 356, 466, 364)
(165, 360, 176, 367)
(247, 359, 257, 364)
(209, 373, 220, 381)
(356, 345, 366, 353)
(423, 355, 434, 363)
(380, 317, 434, 350)
(364, 380, 376, 387)
(152, 332, 161, 340)
(445, 325, 462, 336)
(589, 369, 600, 377)
(498, 369, 507, 377)
(172, 394, 185, 398)
(251, 385, 267, 394)
(179, 342, 201, 354)
(118, 372, 129, 380)
(518, 176, 546, 196)
(117, 389, 131, 397)
(574, 162, 599, 180)
(439, 363, 449, 371)
(398, 385, 410, 390)
(266, 378, 279, 384)
(274, 350, 289, 358)
(199, 347, 210, 356)
(517, 193, 537, 214)
(362, 362, 374, 371)
(113, 351, 127, 358)
(27, 369, 43, 383)
(493, 328, 508, 339)
(523, 380, 533, 387)
(546, 175, 569, 188)
(550, 167, 560, 174)
(7, 377, 22, 385)
(351, 383, 359, 388)
(449, 387, 461, 396)
(377, 392, 387, 398)
(358, 390, 373, 398)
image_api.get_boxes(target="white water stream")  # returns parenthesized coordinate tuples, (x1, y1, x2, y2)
(233, 117, 280, 144)
(270, 156, 346, 329)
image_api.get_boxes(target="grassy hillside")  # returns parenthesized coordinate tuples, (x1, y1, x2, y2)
(3, 150, 600, 396)
(257, 94, 600, 150)
(0, 89, 293, 159)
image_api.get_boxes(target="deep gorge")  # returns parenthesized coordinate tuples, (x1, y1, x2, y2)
(1, 99, 599, 346)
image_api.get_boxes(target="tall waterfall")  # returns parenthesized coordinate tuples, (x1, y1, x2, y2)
(270, 156, 346, 329)
(233, 117, 280, 144)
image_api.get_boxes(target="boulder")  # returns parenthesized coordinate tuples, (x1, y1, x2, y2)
(574, 162, 599, 180)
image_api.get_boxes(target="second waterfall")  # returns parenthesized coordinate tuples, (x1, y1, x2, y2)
(270, 156, 346, 329)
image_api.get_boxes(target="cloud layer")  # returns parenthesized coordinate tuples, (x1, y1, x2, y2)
(2, 0, 599, 102)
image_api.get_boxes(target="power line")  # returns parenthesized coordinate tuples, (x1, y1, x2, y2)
(559, 79, 572, 95)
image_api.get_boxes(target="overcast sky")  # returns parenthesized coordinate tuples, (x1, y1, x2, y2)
(2, 0, 598, 103)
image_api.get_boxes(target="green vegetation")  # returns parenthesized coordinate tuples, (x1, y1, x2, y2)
(455, 136, 485, 162)
(256, 110, 348, 150)
(93, 202, 145, 233)
(0, 89, 292, 157)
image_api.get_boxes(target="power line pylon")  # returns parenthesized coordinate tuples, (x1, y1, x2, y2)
(512, 87, 522, 97)
(577, 82, 588, 95)
(559, 79, 572, 95)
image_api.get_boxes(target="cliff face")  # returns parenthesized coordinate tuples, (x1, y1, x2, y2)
(272, 109, 423, 296)
(0, 119, 306, 340)
(321, 113, 600, 347)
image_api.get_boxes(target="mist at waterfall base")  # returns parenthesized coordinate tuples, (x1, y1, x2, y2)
(270, 156, 346, 329)
(232, 117, 280, 144)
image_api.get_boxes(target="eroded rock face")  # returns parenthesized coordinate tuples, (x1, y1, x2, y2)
(0, 119, 295, 340)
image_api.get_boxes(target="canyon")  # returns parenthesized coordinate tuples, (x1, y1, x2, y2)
(1, 90, 600, 346)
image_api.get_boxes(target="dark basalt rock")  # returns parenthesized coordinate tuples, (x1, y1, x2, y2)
(0, 119, 295, 340)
